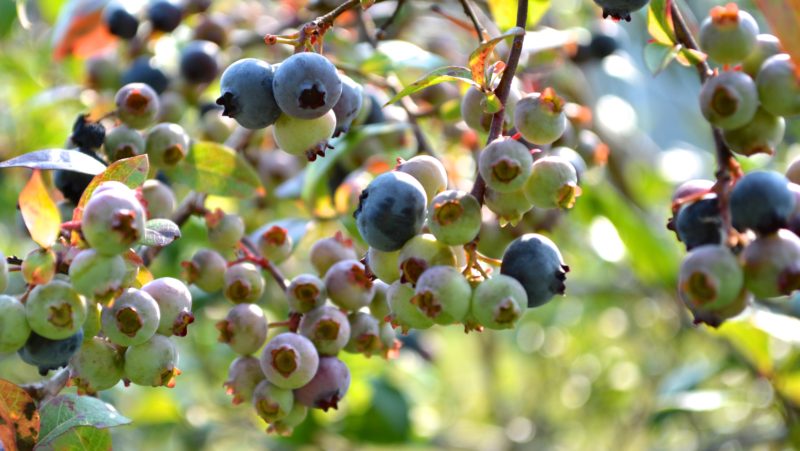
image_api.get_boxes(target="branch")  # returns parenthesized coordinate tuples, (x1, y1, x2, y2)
(240, 236, 289, 292)
(458, 0, 488, 42)
(376, 0, 406, 40)
(21, 368, 70, 402)
(469, 0, 528, 204)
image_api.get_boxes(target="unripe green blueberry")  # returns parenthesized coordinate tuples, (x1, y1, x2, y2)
(216, 303, 268, 355)
(427, 190, 482, 246)
(272, 110, 336, 161)
(224, 262, 265, 303)
(182, 249, 227, 293)
(115, 83, 160, 129)
(253, 380, 294, 423)
(82, 188, 146, 255)
(742, 34, 783, 78)
(103, 125, 145, 161)
(83, 300, 101, 339)
(22, 248, 56, 285)
(310, 233, 359, 276)
(756, 54, 800, 117)
(256, 225, 293, 263)
(524, 156, 581, 210)
(124, 334, 180, 387)
(324, 260, 375, 311)
(267, 403, 308, 436)
(299, 305, 351, 356)
(460, 83, 521, 133)
(369, 280, 391, 321)
(69, 337, 123, 393)
(514, 88, 567, 145)
(678, 245, 744, 314)
(722, 107, 785, 156)
(398, 234, 457, 285)
(699, 71, 758, 130)
(549, 147, 588, 183)
(344, 312, 382, 356)
(260, 332, 319, 389)
(69, 249, 126, 299)
(101, 288, 160, 346)
(224, 356, 265, 405)
(478, 137, 533, 193)
(471, 275, 527, 330)
(367, 247, 400, 284)
(485, 187, 533, 227)
(158, 91, 187, 124)
(141, 179, 176, 219)
(26, 280, 87, 340)
(286, 274, 326, 314)
(207, 211, 245, 252)
(145, 123, 190, 168)
(387, 281, 433, 333)
(293, 356, 350, 411)
(395, 155, 448, 203)
(699, 4, 759, 65)
(742, 230, 800, 299)
(0, 295, 30, 353)
(684, 287, 750, 328)
(142, 277, 193, 337)
(411, 266, 471, 325)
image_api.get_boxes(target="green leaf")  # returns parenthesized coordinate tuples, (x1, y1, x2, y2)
(36, 394, 131, 450)
(468, 27, 525, 89)
(0, 379, 39, 451)
(44, 426, 112, 451)
(384, 66, 475, 106)
(487, 0, 550, 30)
(647, 0, 674, 45)
(165, 141, 263, 199)
(358, 40, 447, 83)
(0, 149, 107, 175)
(73, 155, 149, 222)
(482, 92, 502, 114)
(643, 42, 680, 75)
(142, 219, 181, 247)
(713, 320, 773, 376)
(676, 47, 707, 66)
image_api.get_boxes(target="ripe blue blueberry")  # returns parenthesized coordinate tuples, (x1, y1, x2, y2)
(411, 266, 472, 325)
(286, 274, 326, 314)
(183, 249, 227, 293)
(272, 52, 343, 119)
(253, 380, 294, 423)
(103, 125, 145, 161)
(147, 0, 182, 32)
(121, 56, 170, 95)
(333, 74, 363, 134)
(500, 233, 569, 307)
(730, 170, 796, 235)
(593, 0, 650, 21)
(675, 195, 724, 250)
(18, 330, 83, 376)
(217, 58, 282, 129)
(103, 2, 138, 39)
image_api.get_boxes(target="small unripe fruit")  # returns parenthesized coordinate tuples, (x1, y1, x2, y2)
(344, 312, 382, 356)
(179, 40, 220, 84)
(742, 34, 783, 78)
(216, 303, 268, 355)
(224, 262, 266, 303)
(411, 266, 471, 325)
(699, 4, 759, 65)
(141, 179, 176, 219)
(722, 107, 785, 156)
(0, 295, 30, 353)
(742, 230, 800, 299)
(514, 88, 567, 145)
(756, 54, 800, 117)
(427, 190, 482, 245)
(183, 249, 227, 292)
(286, 274, 326, 314)
(22, 248, 56, 285)
(273, 110, 336, 161)
(388, 281, 433, 333)
(69, 337, 123, 393)
(256, 225, 293, 263)
(142, 277, 193, 337)
(146, 123, 190, 168)
(369, 280, 391, 321)
(699, 71, 758, 130)
(115, 83, 160, 129)
(224, 356, 265, 405)
(500, 234, 569, 307)
(293, 356, 350, 411)
(478, 137, 533, 193)
(69, 249, 126, 299)
(324, 260, 375, 311)
(471, 275, 527, 330)
(395, 155, 448, 203)
(26, 280, 87, 340)
(260, 333, 319, 389)
(310, 233, 358, 275)
(206, 211, 245, 252)
(524, 156, 581, 210)
(124, 334, 180, 387)
(253, 380, 294, 423)
(678, 245, 744, 313)
(484, 187, 533, 227)
(103, 125, 145, 162)
(366, 247, 400, 284)
(101, 288, 160, 347)
(298, 305, 351, 356)
(82, 188, 146, 255)
(398, 234, 457, 285)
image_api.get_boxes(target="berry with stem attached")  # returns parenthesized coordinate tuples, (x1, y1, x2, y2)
(183, 249, 227, 293)
(224, 262, 266, 303)
(253, 380, 294, 423)
(286, 274, 326, 314)
(478, 137, 533, 193)
(324, 259, 375, 311)
(514, 88, 567, 145)
(427, 190, 482, 246)
(471, 275, 528, 330)
(699, 3, 759, 65)
(216, 303, 268, 355)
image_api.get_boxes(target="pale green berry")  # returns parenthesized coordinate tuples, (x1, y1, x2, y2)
(26, 280, 87, 340)
(124, 334, 180, 387)
(69, 249, 126, 298)
(0, 295, 30, 353)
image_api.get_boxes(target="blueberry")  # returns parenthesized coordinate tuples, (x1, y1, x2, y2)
(699, 3, 759, 65)
(354, 171, 427, 252)
(101, 288, 160, 346)
(180, 40, 220, 84)
(147, 0, 183, 32)
(397, 234, 457, 285)
(524, 155, 581, 210)
(272, 52, 343, 119)
(730, 170, 795, 235)
(54, 149, 107, 204)
(267, 403, 308, 435)
(593, 0, 649, 21)
(310, 233, 358, 275)
(388, 281, 434, 333)
(756, 54, 800, 117)
(217, 303, 268, 355)
(286, 274, 326, 314)
(224, 356, 265, 405)
(217, 58, 281, 129)
(207, 210, 245, 252)
(484, 187, 533, 227)
(722, 107, 785, 157)
(299, 305, 351, 356)
(260, 332, 319, 389)
(272, 110, 336, 160)
(82, 187, 146, 255)
(678, 245, 745, 327)
(0, 295, 30, 354)
(411, 266, 471, 325)
(142, 277, 193, 337)
(69, 114, 106, 151)
(324, 259, 375, 311)
(369, 280, 391, 321)
(68, 249, 127, 299)
(69, 337, 123, 393)
(85, 55, 121, 91)
(514, 88, 567, 145)
(293, 356, 350, 411)
(675, 196, 724, 250)
(141, 179, 176, 219)
(395, 155, 449, 203)
(115, 83, 160, 129)
(742, 230, 800, 299)
(478, 137, 533, 193)
(460, 83, 522, 133)
(742, 34, 783, 78)
(21, 248, 56, 285)
(699, 71, 758, 130)
(253, 380, 294, 423)
(193, 13, 228, 47)
(470, 275, 527, 330)
(18, 330, 83, 376)
(366, 247, 400, 284)
(124, 334, 180, 387)
(500, 233, 569, 308)
(333, 74, 363, 134)
(549, 146, 588, 183)
(224, 263, 265, 304)
(256, 225, 293, 263)
(182, 249, 226, 293)
(121, 57, 170, 95)
(26, 281, 86, 340)
(344, 311, 382, 356)
(104, 125, 145, 161)
(103, 2, 139, 39)
(146, 123, 190, 168)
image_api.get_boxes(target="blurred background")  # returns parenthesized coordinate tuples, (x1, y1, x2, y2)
(1, 0, 800, 449)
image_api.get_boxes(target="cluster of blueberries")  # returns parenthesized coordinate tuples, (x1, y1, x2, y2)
(670, 4, 800, 326)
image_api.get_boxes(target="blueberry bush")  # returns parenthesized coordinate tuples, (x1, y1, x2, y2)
(2, 0, 800, 449)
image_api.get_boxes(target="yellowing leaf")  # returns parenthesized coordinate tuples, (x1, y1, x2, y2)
(73, 154, 150, 222)
(20, 169, 60, 248)
(468, 27, 525, 89)
(0, 379, 39, 451)
(647, 0, 674, 45)
(487, 0, 550, 31)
